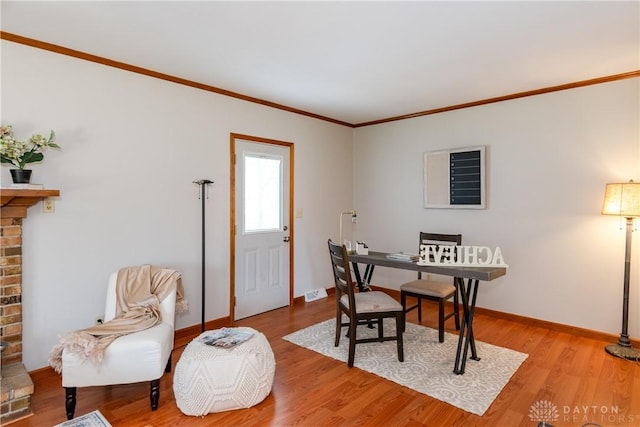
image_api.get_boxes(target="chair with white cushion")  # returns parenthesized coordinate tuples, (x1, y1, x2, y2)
(400, 232, 461, 343)
(60, 270, 177, 419)
(328, 239, 404, 367)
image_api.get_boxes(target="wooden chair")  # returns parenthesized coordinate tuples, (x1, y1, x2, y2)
(328, 239, 404, 367)
(400, 232, 461, 343)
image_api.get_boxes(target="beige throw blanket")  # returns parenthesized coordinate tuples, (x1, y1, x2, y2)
(49, 265, 187, 373)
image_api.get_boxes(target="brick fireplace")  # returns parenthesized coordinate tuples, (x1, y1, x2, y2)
(1, 188, 60, 424)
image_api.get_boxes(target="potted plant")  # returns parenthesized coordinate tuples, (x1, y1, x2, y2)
(0, 124, 60, 184)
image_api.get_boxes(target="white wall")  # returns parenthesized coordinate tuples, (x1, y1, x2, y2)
(2, 41, 354, 370)
(353, 78, 640, 339)
(4, 39, 638, 371)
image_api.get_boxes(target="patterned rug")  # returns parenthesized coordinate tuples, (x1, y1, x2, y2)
(283, 318, 527, 415)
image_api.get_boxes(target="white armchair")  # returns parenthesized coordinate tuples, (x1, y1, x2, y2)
(60, 270, 177, 419)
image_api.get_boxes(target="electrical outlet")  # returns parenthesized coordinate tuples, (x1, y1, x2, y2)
(43, 198, 55, 213)
(95, 316, 104, 325)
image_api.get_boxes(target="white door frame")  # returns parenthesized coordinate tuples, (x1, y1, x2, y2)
(230, 133, 294, 321)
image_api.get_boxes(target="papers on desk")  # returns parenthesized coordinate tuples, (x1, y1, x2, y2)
(386, 252, 420, 262)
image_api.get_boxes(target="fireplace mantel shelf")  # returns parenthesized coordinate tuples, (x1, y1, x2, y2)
(0, 188, 60, 218)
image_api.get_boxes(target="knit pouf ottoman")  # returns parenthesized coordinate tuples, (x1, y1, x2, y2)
(173, 327, 275, 416)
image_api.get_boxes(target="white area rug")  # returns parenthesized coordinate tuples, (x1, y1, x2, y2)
(283, 318, 527, 416)
(54, 410, 112, 427)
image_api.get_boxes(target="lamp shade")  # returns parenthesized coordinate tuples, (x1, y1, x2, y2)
(602, 181, 640, 217)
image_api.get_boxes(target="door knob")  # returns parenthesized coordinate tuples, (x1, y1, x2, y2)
(283, 236, 290, 242)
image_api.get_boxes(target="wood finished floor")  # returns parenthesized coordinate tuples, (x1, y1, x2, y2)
(12, 296, 640, 427)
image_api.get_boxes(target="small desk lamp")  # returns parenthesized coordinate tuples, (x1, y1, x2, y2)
(601, 180, 640, 360)
(339, 210, 357, 246)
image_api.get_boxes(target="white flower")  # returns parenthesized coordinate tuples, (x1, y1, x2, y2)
(0, 124, 60, 169)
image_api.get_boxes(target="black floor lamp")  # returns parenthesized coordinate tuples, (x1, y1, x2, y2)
(194, 179, 214, 332)
(601, 180, 640, 360)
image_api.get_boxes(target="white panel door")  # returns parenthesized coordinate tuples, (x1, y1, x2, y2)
(234, 139, 290, 320)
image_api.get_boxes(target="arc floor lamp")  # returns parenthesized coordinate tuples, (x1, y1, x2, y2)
(601, 180, 640, 360)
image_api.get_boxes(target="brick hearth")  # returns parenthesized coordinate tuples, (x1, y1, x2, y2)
(0, 188, 59, 424)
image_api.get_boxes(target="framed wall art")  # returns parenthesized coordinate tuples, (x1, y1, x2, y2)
(423, 145, 486, 209)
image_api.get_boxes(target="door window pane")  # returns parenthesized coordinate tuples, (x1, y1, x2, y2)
(244, 154, 281, 232)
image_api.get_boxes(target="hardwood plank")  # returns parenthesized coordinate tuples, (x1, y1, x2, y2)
(12, 295, 640, 426)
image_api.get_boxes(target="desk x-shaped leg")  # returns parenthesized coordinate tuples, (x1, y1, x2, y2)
(349, 261, 376, 330)
(351, 261, 373, 292)
(453, 277, 481, 375)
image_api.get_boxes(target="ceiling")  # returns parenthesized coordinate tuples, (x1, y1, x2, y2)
(2, 1, 639, 127)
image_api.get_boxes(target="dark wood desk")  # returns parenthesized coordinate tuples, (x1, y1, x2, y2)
(349, 251, 507, 375)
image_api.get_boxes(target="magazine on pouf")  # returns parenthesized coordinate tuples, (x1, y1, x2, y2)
(198, 328, 254, 348)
